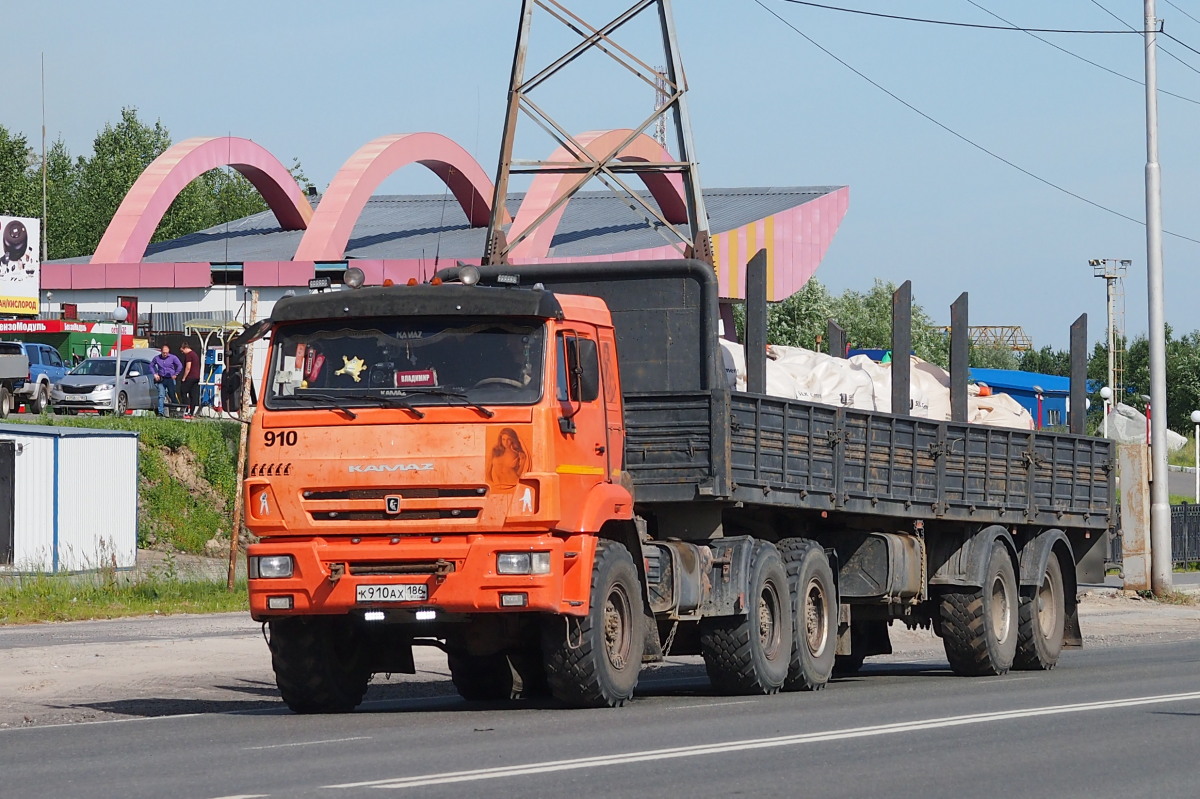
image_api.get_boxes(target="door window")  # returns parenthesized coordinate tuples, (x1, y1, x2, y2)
(556, 332, 599, 403)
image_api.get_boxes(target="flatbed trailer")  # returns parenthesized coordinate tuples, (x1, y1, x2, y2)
(239, 259, 1112, 710)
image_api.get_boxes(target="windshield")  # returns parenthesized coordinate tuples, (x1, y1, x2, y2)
(266, 317, 546, 410)
(69, 359, 117, 377)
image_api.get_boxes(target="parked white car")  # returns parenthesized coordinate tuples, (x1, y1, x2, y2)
(50, 349, 161, 415)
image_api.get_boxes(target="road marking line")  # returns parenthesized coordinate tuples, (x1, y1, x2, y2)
(207, 795, 270, 798)
(327, 690, 1200, 790)
(248, 736, 371, 750)
(665, 700, 758, 711)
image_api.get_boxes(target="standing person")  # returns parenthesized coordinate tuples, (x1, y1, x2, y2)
(178, 342, 201, 417)
(151, 344, 183, 417)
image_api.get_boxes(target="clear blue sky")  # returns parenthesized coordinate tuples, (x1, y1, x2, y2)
(11, 0, 1200, 349)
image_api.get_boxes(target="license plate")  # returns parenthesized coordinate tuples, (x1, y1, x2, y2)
(356, 584, 428, 603)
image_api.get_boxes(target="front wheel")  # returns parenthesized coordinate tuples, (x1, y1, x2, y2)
(779, 538, 836, 691)
(940, 541, 1018, 676)
(701, 541, 792, 695)
(541, 540, 644, 707)
(268, 617, 371, 713)
(1014, 554, 1066, 670)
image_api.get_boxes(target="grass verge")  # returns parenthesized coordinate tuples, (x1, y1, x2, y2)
(0, 572, 247, 624)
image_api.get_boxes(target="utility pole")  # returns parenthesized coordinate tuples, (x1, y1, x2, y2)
(1144, 0, 1172, 595)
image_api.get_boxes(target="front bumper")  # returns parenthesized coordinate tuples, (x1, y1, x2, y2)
(51, 387, 115, 409)
(247, 533, 597, 620)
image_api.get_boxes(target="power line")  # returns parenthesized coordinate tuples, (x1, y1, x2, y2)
(779, 0, 1151, 34)
(1163, 0, 1200, 27)
(754, 0, 1200, 246)
(1088, 0, 1200, 76)
(964, 0, 1200, 106)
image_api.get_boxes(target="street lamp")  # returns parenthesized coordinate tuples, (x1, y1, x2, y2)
(1191, 410, 1200, 503)
(112, 306, 128, 414)
(1100, 386, 1113, 438)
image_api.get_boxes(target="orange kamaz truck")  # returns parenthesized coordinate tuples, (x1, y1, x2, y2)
(238, 259, 1113, 711)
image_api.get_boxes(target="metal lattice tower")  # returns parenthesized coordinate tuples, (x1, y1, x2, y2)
(483, 0, 711, 266)
(1090, 258, 1129, 399)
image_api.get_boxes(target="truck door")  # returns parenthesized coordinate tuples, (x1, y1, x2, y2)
(599, 333, 623, 474)
(555, 329, 610, 487)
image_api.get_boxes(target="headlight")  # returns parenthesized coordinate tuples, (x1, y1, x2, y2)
(95, 383, 114, 391)
(496, 551, 551, 575)
(249, 555, 294, 579)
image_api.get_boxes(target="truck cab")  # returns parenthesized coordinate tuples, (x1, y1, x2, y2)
(244, 277, 636, 705)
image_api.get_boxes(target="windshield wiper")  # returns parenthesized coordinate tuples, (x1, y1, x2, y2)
(277, 392, 360, 419)
(400, 388, 496, 418)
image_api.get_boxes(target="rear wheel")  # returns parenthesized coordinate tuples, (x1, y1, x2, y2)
(1014, 555, 1066, 670)
(779, 538, 836, 691)
(541, 540, 644, 707)
(268, 616, 371, 713)
(0, 386, 10, 419)
(940, 541, 1018, 676)
(30, 383, 49, 414)
(701, 541, 792, 695)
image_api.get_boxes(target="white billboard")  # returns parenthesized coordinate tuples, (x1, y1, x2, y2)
(0, 215, 40, 316)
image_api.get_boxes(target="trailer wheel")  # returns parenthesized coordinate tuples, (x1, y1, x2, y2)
(0, 386, 10, 419)
(1014, 554, 1066, 670)
(448, 652, 516, 701)
(779, 538, 836, 691)
(30, 383, 49, 414)
(268, 617, 371, 713)
(701, 541, 792, 695)
(541, 540, 644, 707)
(939, 541, 1018, 676)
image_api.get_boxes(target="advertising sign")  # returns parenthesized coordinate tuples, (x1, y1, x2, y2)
(0, 215, 40, 316)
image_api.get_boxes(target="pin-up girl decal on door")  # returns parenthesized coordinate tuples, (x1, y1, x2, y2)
(487, 427, 529, 489)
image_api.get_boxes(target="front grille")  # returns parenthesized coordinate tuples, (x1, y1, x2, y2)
(304, 486, 488, 500)
(348, 560, 456, 576)
(311, 508, 481, 522)
(59, 385, 97, 395)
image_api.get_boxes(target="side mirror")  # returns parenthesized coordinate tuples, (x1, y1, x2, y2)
(127, 370, 140, 378)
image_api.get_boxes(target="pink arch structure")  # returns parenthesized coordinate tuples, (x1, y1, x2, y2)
(294, 133, 505, 262)
(507, 129, 687, 259)
(91, 137, 313, 264)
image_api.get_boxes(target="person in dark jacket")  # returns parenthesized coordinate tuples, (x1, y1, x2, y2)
(151, 344, 183, 417)
(178, 342, 202, 416)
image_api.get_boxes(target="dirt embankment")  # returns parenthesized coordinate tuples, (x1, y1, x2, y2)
(0, 589, 1195, 729)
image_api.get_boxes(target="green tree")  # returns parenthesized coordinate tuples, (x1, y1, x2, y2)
(75, 108, 175, 252)
(44, 138, 86, 260)
(1018, 345, 1070, 376)
(764, 277, 834, 349)
(0, 125, 37, 217)
(970, 345, 1019, 370)
(828, 279, 949, 366)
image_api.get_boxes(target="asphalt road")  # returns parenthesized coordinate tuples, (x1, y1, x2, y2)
(2, 634, 1198, 798)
